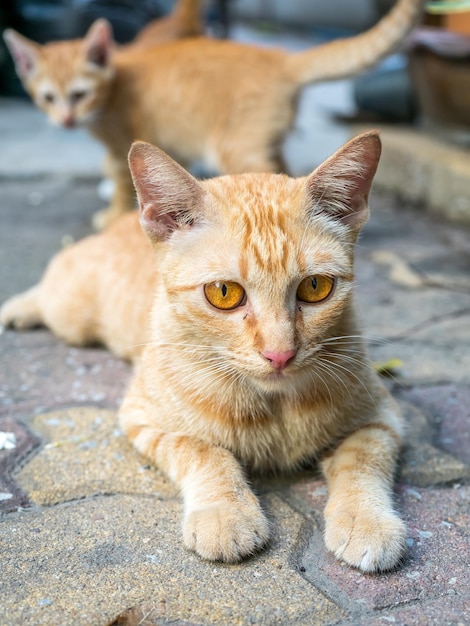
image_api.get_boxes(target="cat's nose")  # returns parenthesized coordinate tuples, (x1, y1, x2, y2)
(62, 114, 75, 128)
(262, 349, 297, 372)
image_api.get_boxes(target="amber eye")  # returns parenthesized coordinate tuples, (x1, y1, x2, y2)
(296, 275, 334, 303)
(204, 281, 246, 310)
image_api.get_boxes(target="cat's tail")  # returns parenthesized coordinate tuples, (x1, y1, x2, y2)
(129, 0, 204, 49)
(284, 0, 425, 86)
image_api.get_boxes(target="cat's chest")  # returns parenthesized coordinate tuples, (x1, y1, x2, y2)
(196, 395, 342, 472)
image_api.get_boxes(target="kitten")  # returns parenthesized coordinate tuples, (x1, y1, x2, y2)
(1, 131, 407, 572)
(4, 0, 424, 229)
(3, 0, 205, 229)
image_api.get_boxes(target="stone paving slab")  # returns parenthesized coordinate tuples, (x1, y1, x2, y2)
(15, 408, 174, 506)
(354, 195, 470, 387)
(0, 492, 344, 626)
(0, 416, 40, 511)
(399, 385, 470, 466)
(398, 402, 470, 487)
(0, 331, 131, 424)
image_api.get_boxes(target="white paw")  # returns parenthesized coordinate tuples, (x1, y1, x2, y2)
(0, 291, 41, 330)
(324, 507, 406, 573)
(183, 496, 270, 563)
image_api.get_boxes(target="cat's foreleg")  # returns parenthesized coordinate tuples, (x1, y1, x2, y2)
(119, 386, 270, 562)
(320, 396, 406, 573)
(92, 154, 135, 230)
(0, 286, 43, 330)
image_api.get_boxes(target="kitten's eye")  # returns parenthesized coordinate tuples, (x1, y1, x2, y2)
(43, 92, 55, 103)
(204, 281, 246, 310)
(70, 90, 87, 104)
(296, 275, 334, 303)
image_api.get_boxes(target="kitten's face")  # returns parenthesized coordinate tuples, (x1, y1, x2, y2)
(4, 21, 115, 129)
(27, 42, 114, 128)
(157, 175, 356, 394)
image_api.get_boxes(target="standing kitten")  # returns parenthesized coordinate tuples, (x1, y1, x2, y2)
(3, 0, 205, 229)
(1, 131, 407, 572)
(4, 0, 424, 229)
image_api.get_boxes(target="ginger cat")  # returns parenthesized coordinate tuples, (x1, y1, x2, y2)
(4, 0, 424, 229)
(3, 0, 205, 229)
(1, 131, 407, 572)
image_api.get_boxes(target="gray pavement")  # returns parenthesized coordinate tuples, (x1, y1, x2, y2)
(1, 24, 470, 626)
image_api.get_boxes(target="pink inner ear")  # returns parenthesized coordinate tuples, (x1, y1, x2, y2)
(129, 141, 205, 243)
(306, 132, 381, 229)
(5, 33, 38, 77)
(83, 21, 112, 67)
(140, 203, 178, 241)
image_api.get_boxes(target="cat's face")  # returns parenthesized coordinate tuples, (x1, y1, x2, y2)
(128, 133, 381, 395)
(158, 177, 356, 394)
(4, 20, 115, 128)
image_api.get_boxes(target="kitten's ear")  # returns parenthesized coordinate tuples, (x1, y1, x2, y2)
(82, 19, 114, 68)
(3, 29, 40, 78)
(306, 130, 381, 232)
(128, 141, 204, 243)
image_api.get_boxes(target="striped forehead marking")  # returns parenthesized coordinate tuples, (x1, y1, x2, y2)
(237, 201, 295, 279)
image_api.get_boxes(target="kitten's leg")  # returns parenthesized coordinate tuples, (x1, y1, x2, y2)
(92, 154, 135, 230)
(119, 382, 270, 562)
(321, 395, 406, 573)
(0, 286, 43, 330)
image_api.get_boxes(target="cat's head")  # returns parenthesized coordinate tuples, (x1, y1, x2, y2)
(3, 20, 115, 128)
(128, 132, 381, 395)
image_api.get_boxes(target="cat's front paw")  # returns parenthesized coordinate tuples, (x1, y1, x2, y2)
(0, 288, 41, 330)
(183, 494, 270, 563)
(324, 504, 406, 573)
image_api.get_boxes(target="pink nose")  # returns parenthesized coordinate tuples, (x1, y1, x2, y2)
(262, 349, 297, 372)
(62, 115, 75, 128)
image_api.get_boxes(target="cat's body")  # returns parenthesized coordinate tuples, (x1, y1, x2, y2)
(1, 132, 407, 572)
(4, 0, 424, 228)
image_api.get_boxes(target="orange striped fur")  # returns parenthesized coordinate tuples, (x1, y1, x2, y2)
(4, 0, 424, 229)
(1, 132, 406, 571)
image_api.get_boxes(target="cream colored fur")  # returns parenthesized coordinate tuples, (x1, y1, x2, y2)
(4, 0, 424, 229)
(1, 132, 406, 572)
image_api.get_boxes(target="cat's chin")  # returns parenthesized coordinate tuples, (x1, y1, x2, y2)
(251, 371, 295, 394)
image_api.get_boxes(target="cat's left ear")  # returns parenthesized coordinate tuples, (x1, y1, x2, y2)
(3, 29, 41, 78)
(128, 141, 204, 243)
(82, 19, 114, 68)
(306, 130, 381, 233)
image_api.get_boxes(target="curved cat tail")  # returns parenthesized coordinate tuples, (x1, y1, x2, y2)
(285, 0, 425, 85)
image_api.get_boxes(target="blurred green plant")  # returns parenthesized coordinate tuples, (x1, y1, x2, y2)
(427, 0, 470, 13)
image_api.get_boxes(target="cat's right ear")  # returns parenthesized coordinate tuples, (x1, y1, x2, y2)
(128, 141, 204, 243)
(305, 130, 382, 233)
(82, 19, 114, 68)
(3, 29, 40, 79)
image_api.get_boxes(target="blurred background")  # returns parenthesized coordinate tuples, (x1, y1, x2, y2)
(1, 0, 470, 144)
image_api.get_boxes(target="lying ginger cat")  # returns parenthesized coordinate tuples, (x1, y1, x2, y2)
(4, 0, 424, 229)
(1, 131, 407, 572)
